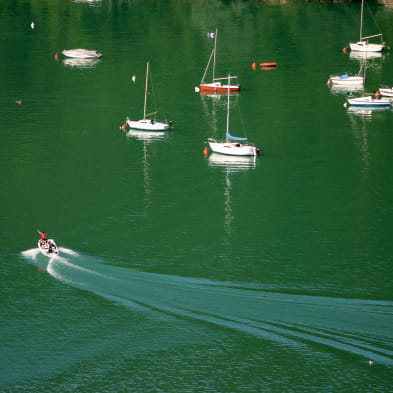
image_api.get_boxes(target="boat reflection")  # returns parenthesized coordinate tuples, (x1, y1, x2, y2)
(126, 129, 168, 142)
(328, 84, 364, 96)
(199, 90, 240, 99)
(63, 58, 100, 69)
(208, 153, 256, 246)
(126, 130, 167, 214)
(349, 51, 383, 61)
(346, 105, 391, 119)
(208, 153, 257, 172)
(72, 0, 103, 4)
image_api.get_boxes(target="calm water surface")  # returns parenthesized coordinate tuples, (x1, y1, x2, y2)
(1, 0, 393, 391)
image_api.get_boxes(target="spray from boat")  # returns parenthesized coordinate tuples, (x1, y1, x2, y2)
(20, 248, 393, 365)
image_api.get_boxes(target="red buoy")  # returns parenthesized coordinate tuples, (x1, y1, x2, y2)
(203, 147, 209, 156)
(259, 62, 277, 68)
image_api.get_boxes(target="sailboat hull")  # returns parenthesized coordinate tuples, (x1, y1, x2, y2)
(349, 41, 385, 52)
(208, 139, 259, 156)
(199, 82, 240, 92)
(126, 118, 170, 131)
(328, 75, 364, 85)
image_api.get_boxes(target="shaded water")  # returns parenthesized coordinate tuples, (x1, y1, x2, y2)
(1, 0, 393, 391)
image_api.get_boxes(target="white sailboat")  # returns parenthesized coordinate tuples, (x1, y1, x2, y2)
(207, 76, 260, 157)
(195, 29, 240, 93)
(126, 62, 172, 131)
(327, 59, 365, 88)
(327, 69, 364, 87)
(348, 0, 387, 53)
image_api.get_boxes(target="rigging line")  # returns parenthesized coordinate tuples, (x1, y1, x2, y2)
(148, 64, 162, 119)
(364, 0, 383, 37)
(233, 95, 249, 139)
(149, 65, 169, 121)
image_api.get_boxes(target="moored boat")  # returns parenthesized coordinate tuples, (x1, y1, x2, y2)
(196, 29, 240, 93)
(61, 49, 102, 59)
(348, 0, 387, 53)
(126, 62, 172, 131)
(378, 87, 393, 97)
(327, 73, 364, 86)
(207, 75, 260, 157)
(346, 95, 391, 107)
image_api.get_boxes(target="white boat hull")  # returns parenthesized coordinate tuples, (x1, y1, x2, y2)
(349, 41, 385, 53)
(328, 75, 364, 86)
(62, 49, 102, 59)
(38, 239, 59, 256)
(379, 88, 393, 97)
(126, 118, 170, 131)
(208, 139, 259, 156)
(346, 96, 391, 107)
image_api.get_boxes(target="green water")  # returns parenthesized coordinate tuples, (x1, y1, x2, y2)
(1, 0, 393, 391)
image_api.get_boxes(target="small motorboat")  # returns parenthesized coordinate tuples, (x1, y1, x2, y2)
(38, 239, 59, 256)
(346, 95, 391, 108)
(61, 49, 102, 59)
(379, 87, 393, 97)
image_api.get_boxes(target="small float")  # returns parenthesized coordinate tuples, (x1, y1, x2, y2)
(252, 61, 278, 70)
(259, 62, 278, 68)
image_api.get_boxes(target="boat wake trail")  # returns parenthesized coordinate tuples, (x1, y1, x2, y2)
(21, 250, 393, 364)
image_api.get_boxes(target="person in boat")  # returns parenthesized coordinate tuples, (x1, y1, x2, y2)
(37, 229, 47, 245)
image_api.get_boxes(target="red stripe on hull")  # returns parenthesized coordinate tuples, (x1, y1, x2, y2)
(199, 85, 240, 92)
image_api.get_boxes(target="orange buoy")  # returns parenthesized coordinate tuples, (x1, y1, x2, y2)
(54, 52, 60, 60)
(343, 46, 349, 53)
(203, 147, 209, 156)
(120, 123, 127, 131)
(259, 62, 277, 68)
(251, 61, 257, 69)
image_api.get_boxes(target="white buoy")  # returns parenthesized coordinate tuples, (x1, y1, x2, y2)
(30, 21, 35, 29)
(131, 75, 136, 83)
(194, 86, 200, 93)
(368, 360, 373, 366)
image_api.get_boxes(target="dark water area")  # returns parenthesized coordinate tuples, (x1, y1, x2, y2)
(1, 0, 393, 391)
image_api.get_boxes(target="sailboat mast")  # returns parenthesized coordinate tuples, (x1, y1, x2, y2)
(360, 0, 364, 41)
(226, 75, 230, 142)
(143, 61, 149, 119)
(212, 28, 217, 81)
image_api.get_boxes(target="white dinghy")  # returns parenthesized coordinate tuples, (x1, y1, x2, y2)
(62, 49, 102, 59)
